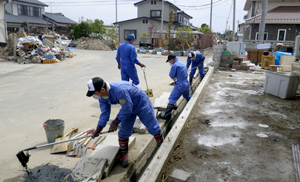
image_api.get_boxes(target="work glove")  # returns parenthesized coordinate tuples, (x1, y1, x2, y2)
(118, 63, 121, 69)
(139, 63, 145, 68)
(92, 125, 103, 139)
(109, 119, 121, 132)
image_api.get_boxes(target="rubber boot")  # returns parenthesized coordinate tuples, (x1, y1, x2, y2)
(199, 77, 203, 82)
(119, 138, 129, 168)
(160, 104, 175, 120)
(154, 134, 164, 146)
(189, 77, 193, 86)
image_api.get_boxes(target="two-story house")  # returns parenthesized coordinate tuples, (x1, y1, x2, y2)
(5, 0, 51, 33)
(0, 0, 7, 43)
(4, 0, 76, 35)
(243, 0, 300, 45)
(113, 0, 196, 47)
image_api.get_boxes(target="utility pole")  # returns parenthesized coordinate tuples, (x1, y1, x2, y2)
(210, 0, 212, 32)
(116, 0, 117, 22)
(232, 0, 235, 41)
(161, 0, 164, 39)
(258, 0, 267, 41)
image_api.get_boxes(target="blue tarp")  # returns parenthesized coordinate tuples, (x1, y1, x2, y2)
(275, 51, 292, 65)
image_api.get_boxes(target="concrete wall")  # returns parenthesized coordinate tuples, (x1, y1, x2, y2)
(0, 0, 7, 43)
(213, 45, 226, 68)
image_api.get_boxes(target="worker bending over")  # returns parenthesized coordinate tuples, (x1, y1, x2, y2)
(186, 52, 205, 85)
(160, 55, 191, 120)
(86, 77, 163, 168)
(116, 34, 145, 85)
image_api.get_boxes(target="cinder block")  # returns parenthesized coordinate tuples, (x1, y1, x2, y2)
(232, 65, 240, 69)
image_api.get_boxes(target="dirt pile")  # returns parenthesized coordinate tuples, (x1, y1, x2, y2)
(76, 37, 112, 51)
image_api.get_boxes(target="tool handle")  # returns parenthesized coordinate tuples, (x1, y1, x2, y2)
(64, 127, 79, 137)
(141, 67, 150, 90)
(83, 137, 92, 146)
(23, 131, 109, 151)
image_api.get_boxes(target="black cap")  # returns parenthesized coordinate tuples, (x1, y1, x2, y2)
(86, 77, 105, 97)
(166, 54, 176, 62)
(188, 52, 195, 59)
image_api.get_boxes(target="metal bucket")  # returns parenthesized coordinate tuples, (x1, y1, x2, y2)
(43, 119, 65, 143)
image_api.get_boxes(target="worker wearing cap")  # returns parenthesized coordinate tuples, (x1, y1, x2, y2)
(186, 52, 205, 85)
(116, 34, 145, 85)
(86, 77, 163, 168)
(160, 55, 191, 120)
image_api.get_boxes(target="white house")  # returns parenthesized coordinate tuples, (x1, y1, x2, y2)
(0, 0, 7, 43)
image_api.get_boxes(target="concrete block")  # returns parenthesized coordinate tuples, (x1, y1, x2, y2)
(153, 92, 170, 110)
(220, 63, 231, 68)
(133, 118, 147, 134)
(67, 157, 108, 182)
(232, 65, 240, 69)
(90, 135, 136, 178)
(170, 169, 191, 182)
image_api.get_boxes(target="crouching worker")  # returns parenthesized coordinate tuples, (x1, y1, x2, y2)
(86, 77, 163, 168)
(186, 52, 206, 85)
(160, 55, 191, 120)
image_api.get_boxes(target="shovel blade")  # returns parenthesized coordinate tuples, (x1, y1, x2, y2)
(144, 89, 153, 97)
(51, 136, 70, 154)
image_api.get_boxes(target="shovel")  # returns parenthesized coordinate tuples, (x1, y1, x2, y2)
(66, 129, 94, 157)
(67, 128, 91, 152)
(51, 127, 78, 154)
(142, 67, 153, 97)
(76, 136, 92, 158)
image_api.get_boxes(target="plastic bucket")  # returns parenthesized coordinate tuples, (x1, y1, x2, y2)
(43, 119, 65, 143)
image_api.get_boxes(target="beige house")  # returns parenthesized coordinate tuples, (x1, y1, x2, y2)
(243, 0, 300, 44)
(114, 0, 197, 47)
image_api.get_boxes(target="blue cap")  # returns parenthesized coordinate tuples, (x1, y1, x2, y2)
(127, 34, 136, 41)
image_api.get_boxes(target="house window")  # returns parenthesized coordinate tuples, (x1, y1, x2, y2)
(18, 5, 29, 16)
(143, 19, 148, 24)
(151, 1, 156, 4)
(31, 7, 41, 17)
(255, 32, 268, 40)
(124, 30, 137, 40)
(150, 10, 161, 18)
(277, 29, 286, 41)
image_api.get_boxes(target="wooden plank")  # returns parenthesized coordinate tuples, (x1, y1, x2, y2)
(139, 66, 214, 182)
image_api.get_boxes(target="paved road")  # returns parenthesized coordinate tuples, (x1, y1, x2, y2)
(0, 48, 212, 181)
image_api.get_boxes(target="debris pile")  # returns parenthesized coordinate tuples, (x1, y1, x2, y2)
(75, 37, 112, 51)
(1, 32, 75, 64)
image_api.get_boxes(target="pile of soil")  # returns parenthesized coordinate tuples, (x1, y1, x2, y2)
(76, 37, 112, 51)
(164, 70, 300, 181)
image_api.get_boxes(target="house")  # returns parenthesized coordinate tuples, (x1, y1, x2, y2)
(5, 0, 51, 33)
(43, 12, 77, 34)
(113, 0, 197, 47)
(4, 0, 76, 35)
(243, 0, 300, 46)
(0, 0, 7, 43)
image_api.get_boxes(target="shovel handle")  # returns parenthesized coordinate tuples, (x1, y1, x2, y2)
(23, 131, 110, 151)
(64, 127, 79, 137)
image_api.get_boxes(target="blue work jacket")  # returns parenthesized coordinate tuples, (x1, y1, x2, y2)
(116, 41, 140, 69)
(170, 59, 189, 90)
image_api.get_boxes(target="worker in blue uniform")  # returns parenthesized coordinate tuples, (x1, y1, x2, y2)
(160, 54, 191, 120)
(116, 34, 145, 85)
(186, 52, 205, 85)
(86, 77, 163, 168)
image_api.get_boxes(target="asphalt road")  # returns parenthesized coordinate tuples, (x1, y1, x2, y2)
(0, 49, 178, 181)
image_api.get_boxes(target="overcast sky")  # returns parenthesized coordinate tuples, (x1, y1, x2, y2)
(39, 0, 247, 33)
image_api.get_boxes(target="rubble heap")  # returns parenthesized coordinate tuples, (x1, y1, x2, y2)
(75, 37, 112, 51)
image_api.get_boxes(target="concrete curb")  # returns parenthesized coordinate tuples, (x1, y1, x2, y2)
(138, 66, 215, 182)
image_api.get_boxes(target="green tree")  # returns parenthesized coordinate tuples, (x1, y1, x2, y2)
(198, 23, 211, 34)
(90, 19, 106, 39)
(166, 11, 174, 50)
(105, 25, 118, 48)
(175, 27, 193, 51)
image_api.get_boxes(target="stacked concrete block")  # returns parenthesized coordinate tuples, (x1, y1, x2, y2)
(213, 45, 226, 68)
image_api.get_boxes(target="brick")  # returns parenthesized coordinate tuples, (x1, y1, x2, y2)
(232, 65, 241, 69)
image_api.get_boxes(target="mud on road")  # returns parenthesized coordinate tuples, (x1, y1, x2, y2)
(164, 70, 300, 182)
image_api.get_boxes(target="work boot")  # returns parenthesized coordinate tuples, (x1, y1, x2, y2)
(199, 77, 203, 82)
(154, 134, 164, 146)
(119, 138, 129, 168)
(160, 104, 175, 120)
(189, 77, 193, 86)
